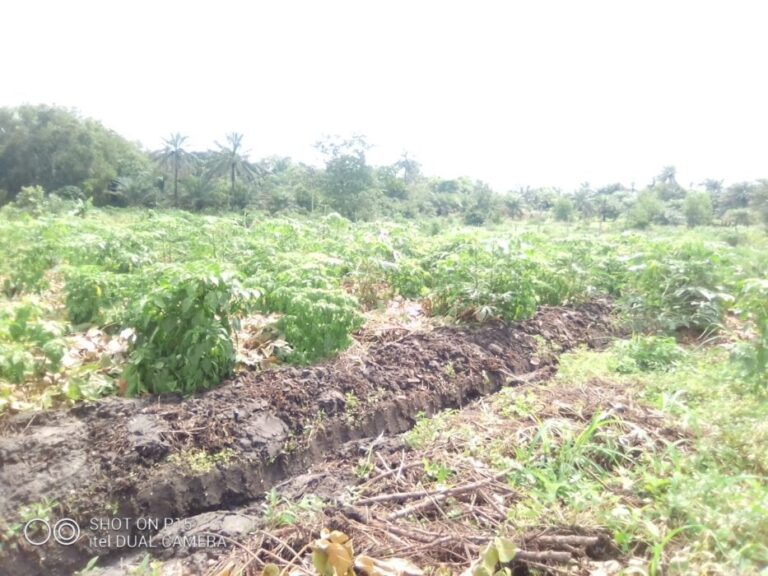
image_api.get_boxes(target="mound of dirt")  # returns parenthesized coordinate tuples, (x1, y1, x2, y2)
(0, 300, 612, 576)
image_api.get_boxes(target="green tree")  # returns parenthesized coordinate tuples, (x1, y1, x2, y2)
(627, 190, 664, 229)
(701, 178, 723, 193)
(654, 166, 685, 201)
(552, 196, 575, 221)
(573, 183, 596, 219)
(463, 181, 498, 225)
(315, 134, 374, 220)
(683, 191, 713, 227)
(0, 104, 150, 204)
(209, 133, 259, 208)
(752, 180, 768, 229)
(180, 174, 223, 210)
(721, 182, 754, 214)
(154, 133, 196, 208)
(521, 186, 557, 212)
(392, 151, 421, 184)
(111, 174, 158, 207)
(503, 193, 524, 219)
(595, 183, 625, 222)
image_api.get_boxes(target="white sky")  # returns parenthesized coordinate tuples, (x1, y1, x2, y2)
(2, 0, 767, 191)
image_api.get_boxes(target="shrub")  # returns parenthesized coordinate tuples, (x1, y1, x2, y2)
(123, 271, 255, 395)
(0, 301, 66, 384)
(14, 185, 46, 215)
(552, 196, 575, 222)
(2, 248, 56, 297)
(611, 335, 685, 373)
(53, 186, 85, 201)
(620, 242, 734, 333)
(731, 279, 768, 387)
(63, 267, 113, 325)
(267, 287, 363, 364)
(683, 191, 713, 228)
(428, 242, 538, 322)
(722, 208, 753, 227)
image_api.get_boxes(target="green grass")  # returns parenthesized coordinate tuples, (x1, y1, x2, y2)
(398, 340, 768, 574)
(553, 345, 768, 573)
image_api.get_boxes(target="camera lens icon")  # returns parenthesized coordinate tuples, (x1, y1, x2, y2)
(53, 519, 81, 546)
(23, 518, 80, 546)
(23, 519, 51, 546)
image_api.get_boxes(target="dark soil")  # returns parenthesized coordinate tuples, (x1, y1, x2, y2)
(0, 300, 612, 576)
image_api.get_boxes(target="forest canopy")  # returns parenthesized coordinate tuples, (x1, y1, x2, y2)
(1, 104, 767, 228)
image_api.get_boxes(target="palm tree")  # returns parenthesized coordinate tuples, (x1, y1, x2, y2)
(154, 133, 195, 208)
(209, 133, 259, 208)
(657, 166, 678, 186)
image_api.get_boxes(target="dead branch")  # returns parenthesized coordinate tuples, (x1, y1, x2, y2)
(356, 469, 511, 506)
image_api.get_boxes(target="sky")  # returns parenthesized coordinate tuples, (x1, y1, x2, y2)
(2, 0, 767, 191)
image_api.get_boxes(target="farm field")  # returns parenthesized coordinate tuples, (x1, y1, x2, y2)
(0, 209, 767, 576)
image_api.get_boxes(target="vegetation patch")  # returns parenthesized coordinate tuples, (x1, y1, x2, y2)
(209, 343, 767, 576)
(166, 448, 237, 474)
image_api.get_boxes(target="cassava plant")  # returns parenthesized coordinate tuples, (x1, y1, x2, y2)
(122, 269, 255, 395)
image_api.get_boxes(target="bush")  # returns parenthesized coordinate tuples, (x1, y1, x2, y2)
(722, 208, 753, 227)
(552, 197, 575, 222)
(2, 247, 56, 297)
(123, 271, 254, 395)
(626, 191, 664, 229)
(0, 301, 66, 384)
(731, 279, 768, 387)
(267, 287, 363, 364)
(683, 191, 713, 227)
(63, 267, 113, 325)
(620, 242, 734, 333)
(14, 185, 46, 215)
(53, 186, 85, 201)
(611, 335, 685, 373)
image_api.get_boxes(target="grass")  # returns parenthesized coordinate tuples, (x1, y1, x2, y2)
(555, 344, 768, 573)
(401, 340, 768, 574)
(260, 487, 325, 529)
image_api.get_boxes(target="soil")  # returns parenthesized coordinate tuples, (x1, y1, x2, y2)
(0, 300, 612, 576)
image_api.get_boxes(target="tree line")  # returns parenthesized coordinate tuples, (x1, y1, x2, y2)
(1, 104, 767, 227)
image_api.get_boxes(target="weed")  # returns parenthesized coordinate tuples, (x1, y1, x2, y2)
(731, 278, 768, 387)
(128, 554, 163, 576)
(344, 391, 359, 412)
(422, 458, 455, 485)
(261, 488, 325, 528)
(354, 442, 376, 480)
(611, 335, 686, 373)
(74, 557, 100, 576)
(404, 410, 458, 450)
(2, 498, 60, 547)
(167, 448, 236, 473)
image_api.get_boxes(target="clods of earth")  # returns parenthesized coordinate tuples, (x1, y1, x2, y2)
(0, 300, 613, 576)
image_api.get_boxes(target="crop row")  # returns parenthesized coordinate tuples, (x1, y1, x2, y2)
(1, 211, 766, 404)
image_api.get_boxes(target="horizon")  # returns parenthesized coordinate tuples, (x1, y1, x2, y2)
(3, 1, 767, 192)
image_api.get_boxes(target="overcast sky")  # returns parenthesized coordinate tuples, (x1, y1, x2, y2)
(2, 1, 767, 191)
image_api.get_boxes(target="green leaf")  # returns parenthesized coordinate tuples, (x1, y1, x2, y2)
(494, 538, 516, 563)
